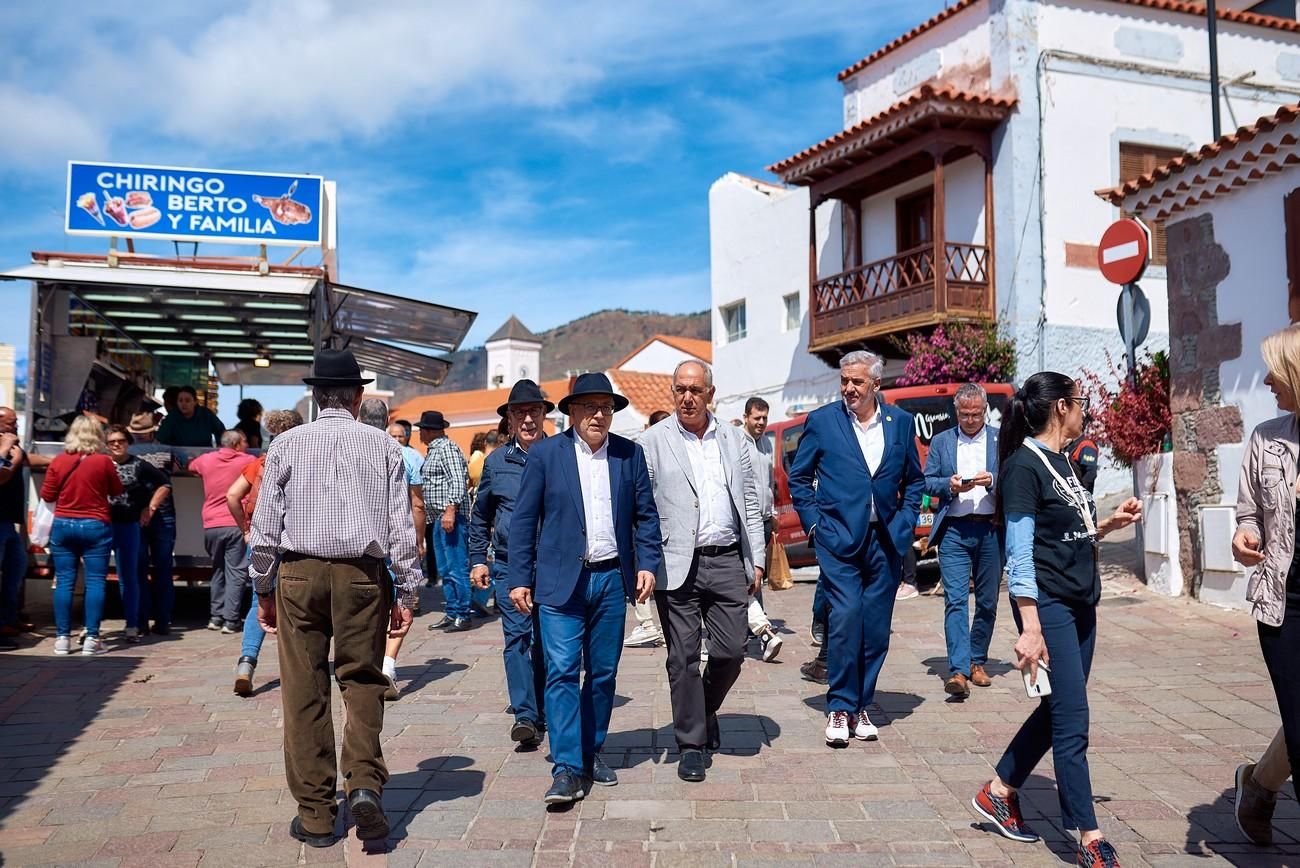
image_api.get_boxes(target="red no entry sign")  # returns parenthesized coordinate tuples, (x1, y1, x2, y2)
(1097, 217, 1150, 285)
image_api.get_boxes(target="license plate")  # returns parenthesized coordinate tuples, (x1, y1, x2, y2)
(917, 513, 934, 527)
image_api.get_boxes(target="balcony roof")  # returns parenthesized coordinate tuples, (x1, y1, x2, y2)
(837, 0, 1300, 83)
(767, 85, 1016, 188)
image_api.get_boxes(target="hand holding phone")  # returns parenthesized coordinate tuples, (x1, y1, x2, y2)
(1023, 659, 1052, 698)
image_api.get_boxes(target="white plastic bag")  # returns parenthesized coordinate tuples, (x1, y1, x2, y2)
(30, 499, 55, 547)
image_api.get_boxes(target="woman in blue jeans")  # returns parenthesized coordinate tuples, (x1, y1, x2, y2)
(969, 373, 1141, 868)
(40, 416, 123, 656)
(105, 426, 169, 643)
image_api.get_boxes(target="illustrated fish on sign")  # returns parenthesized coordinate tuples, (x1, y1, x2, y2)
(252, 180, 313, 226)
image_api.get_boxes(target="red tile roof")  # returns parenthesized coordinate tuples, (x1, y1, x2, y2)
(608, 370, 674, 419)
(1096, 103, 1300, 216)
(767, 85, 1016, 178)
(613, 334, 713, 371)
(837, 0, 1300, 83)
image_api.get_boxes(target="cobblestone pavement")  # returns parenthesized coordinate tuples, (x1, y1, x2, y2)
(0, 545, 1294, 867)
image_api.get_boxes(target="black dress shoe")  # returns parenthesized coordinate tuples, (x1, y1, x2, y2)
(511, 719, 541, 746)
(429, 615, 454, 629)
(544, 770, 585, 804)
(586, 755, 617, 787)
(678, 749, 707, 782)
(801, 658, 829, 685)
(289, 817, 340, 848)
(445, 617, 471, 633)
(347, 788, 389, 841)
(706, 713, 721, 752)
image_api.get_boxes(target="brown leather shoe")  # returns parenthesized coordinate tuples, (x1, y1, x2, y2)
(969, 665, 992, 687)
(1235, 763, 1276, 845)
(944, 673, 970, 697)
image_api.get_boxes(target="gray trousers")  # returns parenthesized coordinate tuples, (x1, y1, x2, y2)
(655, 548, 749, 751)
(204, 526, 247, 624)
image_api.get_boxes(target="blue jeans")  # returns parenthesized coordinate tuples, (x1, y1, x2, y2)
(140, 513, 176, 628)
(937, 518, 1002, 677)
(816, 528, 900, 714)
(0, 523, 27, 628)
(111, 522, 142, 630)
(995, 592, 1098, 832)
(434, 517, 470, 619)
(243, 588, 267, 660)
(538, 566, 625, 777)
(51, 518, 113, 638)
(493, 562, 545, 725)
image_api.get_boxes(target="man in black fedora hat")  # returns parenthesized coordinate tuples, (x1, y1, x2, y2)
(250, 347, 420, 847)
(509, 372, 662, 804)
(468, 379, 554, 747)
(417, 409, 474, 632)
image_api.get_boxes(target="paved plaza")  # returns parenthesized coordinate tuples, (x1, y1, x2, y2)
(0, 535, 1294, 867)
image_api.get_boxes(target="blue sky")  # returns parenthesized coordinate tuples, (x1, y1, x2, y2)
(0, 0, 946, 408)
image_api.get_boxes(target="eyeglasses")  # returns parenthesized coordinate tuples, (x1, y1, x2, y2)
(106, 438, 129, 446)
(1064, 396, 1091, 412)
(573, 403, 616, 417)
(671, 385, 708, 397)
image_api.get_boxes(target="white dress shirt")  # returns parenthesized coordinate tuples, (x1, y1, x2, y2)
(949, 426, 994, 517)
(845, 399, 885, 522)
(575, 435, 619, 560)
(678, 416, 738, 547)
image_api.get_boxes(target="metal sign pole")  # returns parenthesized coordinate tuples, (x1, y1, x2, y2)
(1120, 281, 1146, 579)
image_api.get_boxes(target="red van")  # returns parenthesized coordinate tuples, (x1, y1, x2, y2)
(766, 382, 1014, 567)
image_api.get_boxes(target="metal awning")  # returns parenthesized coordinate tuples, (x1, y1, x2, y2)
(3, 258, 475, 387)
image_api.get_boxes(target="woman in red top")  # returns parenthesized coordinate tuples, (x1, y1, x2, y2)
(40, 416, 122, 655)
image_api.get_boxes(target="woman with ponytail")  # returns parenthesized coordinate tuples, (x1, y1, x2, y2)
(970, 372, 1141, 868)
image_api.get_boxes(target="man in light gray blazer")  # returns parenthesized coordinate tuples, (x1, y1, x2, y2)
(640, 359, 765, 783)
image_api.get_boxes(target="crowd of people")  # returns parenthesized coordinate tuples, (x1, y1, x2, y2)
(4, 328, 1300, 865)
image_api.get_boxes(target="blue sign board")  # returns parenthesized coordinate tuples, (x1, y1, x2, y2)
(66, 161, 324, 247)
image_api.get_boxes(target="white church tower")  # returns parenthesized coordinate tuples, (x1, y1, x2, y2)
(484, 316, 542, 389)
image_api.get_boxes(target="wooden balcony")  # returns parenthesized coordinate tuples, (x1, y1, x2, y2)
(808, 242, 993, 358)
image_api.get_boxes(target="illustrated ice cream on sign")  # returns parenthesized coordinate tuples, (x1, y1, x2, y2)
(103, 193, 128, 227)
(76, 192, 103, 225)
(252, 180, 313, 226)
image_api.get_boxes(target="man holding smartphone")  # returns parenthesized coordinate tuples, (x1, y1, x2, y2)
(922, 383, 1002, 699)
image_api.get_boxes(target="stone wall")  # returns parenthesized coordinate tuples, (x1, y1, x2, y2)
(1165, 213, 1242, 595)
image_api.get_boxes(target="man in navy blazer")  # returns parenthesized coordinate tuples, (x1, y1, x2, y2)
(789, 350, 923, 747)
(922, 383, 1003, 698)
(509, 372, 662, 805)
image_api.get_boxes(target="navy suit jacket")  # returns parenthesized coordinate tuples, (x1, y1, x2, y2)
(508, 428, 663, 607)
(788, 400, 924, 559)
(922, 424, 1000, 547)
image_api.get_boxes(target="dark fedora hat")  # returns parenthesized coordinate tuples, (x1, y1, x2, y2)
(558, 371, 629, 416)
(415, 410, 449, 430)
(497, 379, 556, 418)
(302, 348, 374, 387)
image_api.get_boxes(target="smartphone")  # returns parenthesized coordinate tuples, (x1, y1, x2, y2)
(960, 477, 974, 484)
(1023, 661, 1052, 698)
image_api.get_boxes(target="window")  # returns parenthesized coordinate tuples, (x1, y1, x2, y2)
(783, 293, 801, 331)
(896, 187, 934, 253)
(721, 301, 747, 343)
(1119, 143, 1186, 266)
(780, 423, 804, 473)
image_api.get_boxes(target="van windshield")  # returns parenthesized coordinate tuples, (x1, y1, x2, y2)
(891, 394, 1009, 448)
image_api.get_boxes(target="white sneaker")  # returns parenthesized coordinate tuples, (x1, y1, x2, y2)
(54, 635, 72, 656)
(623, 623, 663, 647)
(383, 672, 400, 701)
(82, 637, 107, 656)
(825, 711, 851, 746)
(853, 710, 879, 741)
(761, 630, 783, 663)
(895, 583, 919, 601)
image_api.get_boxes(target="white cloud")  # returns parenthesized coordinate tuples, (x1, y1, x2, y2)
(538, 108, 680, 164)
(0, 85, 103, 169)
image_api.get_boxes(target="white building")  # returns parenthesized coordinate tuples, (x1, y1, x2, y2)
(1108, 101, 1300, 607)
(712, 0, 1300, 496)
(485, 315, 543, 390)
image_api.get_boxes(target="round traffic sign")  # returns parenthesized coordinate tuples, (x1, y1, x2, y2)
(1097, 217, 1151, 285)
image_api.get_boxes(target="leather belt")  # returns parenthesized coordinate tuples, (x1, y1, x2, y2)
(695, 542, 740, 557)
(583, 556, 620, 571)
(282, 551, 384, 567)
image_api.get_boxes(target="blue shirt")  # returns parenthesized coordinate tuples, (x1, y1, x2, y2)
(401, 445, 422, 487)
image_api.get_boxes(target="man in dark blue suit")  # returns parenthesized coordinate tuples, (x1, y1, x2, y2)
(922, 383, 1002, 699)
(789, 350, 923, 747)
(509, 372, 662, 804)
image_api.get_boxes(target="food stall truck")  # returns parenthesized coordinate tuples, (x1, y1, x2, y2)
(3, 161, 476, 582)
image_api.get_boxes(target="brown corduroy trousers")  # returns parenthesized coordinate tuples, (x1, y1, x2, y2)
(276, 554, 390, 835)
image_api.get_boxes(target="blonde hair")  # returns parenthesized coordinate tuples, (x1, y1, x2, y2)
(63, 415, 105, 455)
(1263, 325, 1300, 412)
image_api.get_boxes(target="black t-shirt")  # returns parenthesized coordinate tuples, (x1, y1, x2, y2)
(128, 444, 178, 518)
(0, 451, 25, 524)
(1000, 443, 1100, 605)
(108, 456, 168, 524)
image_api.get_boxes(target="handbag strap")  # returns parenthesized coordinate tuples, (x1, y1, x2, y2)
(1022, 438, 1097, 538)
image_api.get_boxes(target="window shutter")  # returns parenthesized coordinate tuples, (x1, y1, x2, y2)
(1118, 143, 1186, 267)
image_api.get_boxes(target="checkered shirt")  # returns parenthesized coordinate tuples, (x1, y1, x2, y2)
(421, 436, 470, 519)
(249, 408, 423, 608)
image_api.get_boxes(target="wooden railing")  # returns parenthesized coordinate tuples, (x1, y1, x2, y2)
(809, 242, 992, 348)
